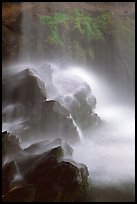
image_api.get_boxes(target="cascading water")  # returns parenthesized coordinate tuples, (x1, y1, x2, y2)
(3, 63, 135, 202)
(70, 67, 135, 202)
(2, 2, 135, 202)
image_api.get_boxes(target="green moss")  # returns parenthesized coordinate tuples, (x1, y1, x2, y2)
(96, 11, 112, 28)
(40, 9, 103, 45)
(39, 9, 115, 63)
(40, 12, 69, 46)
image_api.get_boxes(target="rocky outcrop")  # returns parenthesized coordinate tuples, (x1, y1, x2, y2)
(2, 184, 36, 202)
(3, 67, 80, 144)
(2, 131, 22, 164)
(2, 161, 17, 195)
(6, 68, 46, 107)
(66, 82, 101, 129)
(2, 139, 90, 202)
(24, 146, 89, 202)
(11, 99, 80, 144)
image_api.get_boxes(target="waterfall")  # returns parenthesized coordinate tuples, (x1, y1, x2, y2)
(2, 2, 135, 202)
(69, 114, 83, 142)
(13, 161, 23, 181)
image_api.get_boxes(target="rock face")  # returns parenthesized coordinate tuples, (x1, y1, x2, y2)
(66, 82, 101, 129)
(2, 131, 22, 164)
(37, 100, 79, 143)
(3, 68, 80, 144)
(12, 99, 80, 144)
(2, 138, 90, 202)
(4, 68, 47, 108)
(2, 161, 17, 195)
(2, 184, 36, 202)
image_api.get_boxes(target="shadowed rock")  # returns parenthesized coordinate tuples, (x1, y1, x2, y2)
(19, 100, 80, 144)
(2, 184, 36, 202)
(67, 82, 101, 129)
(23, 146, 89, 202)
(2, 161, 17, 195)
(3, 68, 47, 108)
(2, 137, 90, 202)
(2, 131, 22, 165)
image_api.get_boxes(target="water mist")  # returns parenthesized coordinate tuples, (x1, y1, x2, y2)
(2, 2, 135, 202)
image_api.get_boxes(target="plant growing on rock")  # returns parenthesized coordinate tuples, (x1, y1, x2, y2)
(39, 9, 113, 64)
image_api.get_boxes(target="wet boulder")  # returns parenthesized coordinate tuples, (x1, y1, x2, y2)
(33, 161, 89, 202)
(2, 131, 22, 165)
(2, 161, 17, 195)
(13, 141, 63, 177)
(2, 184, 36, 202)
(24, 146, 89, 202)
(2, 103, 25, 122)
(3, 68, 47, 108)
(2, 138, 89, 202)
(24, 146, 64, 180)
(66, 82, 101, 129)
(22, 100, 80, 144)
(24, 138, 61, 155)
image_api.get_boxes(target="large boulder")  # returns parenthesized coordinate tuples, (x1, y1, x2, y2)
(23, 146, 89, 202)
(2, 103, 25, 122)
(2, 131, 22, 165)
(2, 137, 90, 202)
(64, 82, 101, 129)
(3, 67, 80, 144)
(17, 100, 80, 144)
(3, 68, 47, 108)
(33, 161, 89, 202)
(2, 161, 17, 195)
(2, 184, 36, 202)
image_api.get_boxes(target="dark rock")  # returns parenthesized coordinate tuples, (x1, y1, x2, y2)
(66, 82, 101, 129)
(24, 146, 89, 202)
(24, 146, 64, 182)
(12, 142, 62, 177)
(11, 68, 47, 107)
(32, 159, 89, 202)
(14, 152, 44, 177)
(21, 100, 80, 144)
(2, 161, 17, 195)
(2, 103, 25, 122)
(2, 184, 36, 202)
(23, 139, 50, 154)
(2, 131, 22, 164)
(2, 138, 89, 202)
(24, 138, 61, 155)
(17, 138, 72, 175)
(3, 68, 47, 108)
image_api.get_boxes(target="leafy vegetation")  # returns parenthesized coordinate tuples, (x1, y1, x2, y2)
(39, 9, 112, 62)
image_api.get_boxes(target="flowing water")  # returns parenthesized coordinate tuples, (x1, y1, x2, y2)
(2, 63, 135, 202)
(2, 2, 135, 202)
(70, 67, 135, 202)
(52, 65, 135, 201)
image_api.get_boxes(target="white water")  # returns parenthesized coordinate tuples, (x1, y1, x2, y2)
(69, 114, 83, 141)
(67, 66, 135, 201)
(2, 62, 135, 201)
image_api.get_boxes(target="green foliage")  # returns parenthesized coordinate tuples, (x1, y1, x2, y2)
(39, 9, 103, 45)
(39, 9, 112, 62)
(96, 11, 112, 28)
(40, 12, 69, 46)
(71, 9, 102, 39)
